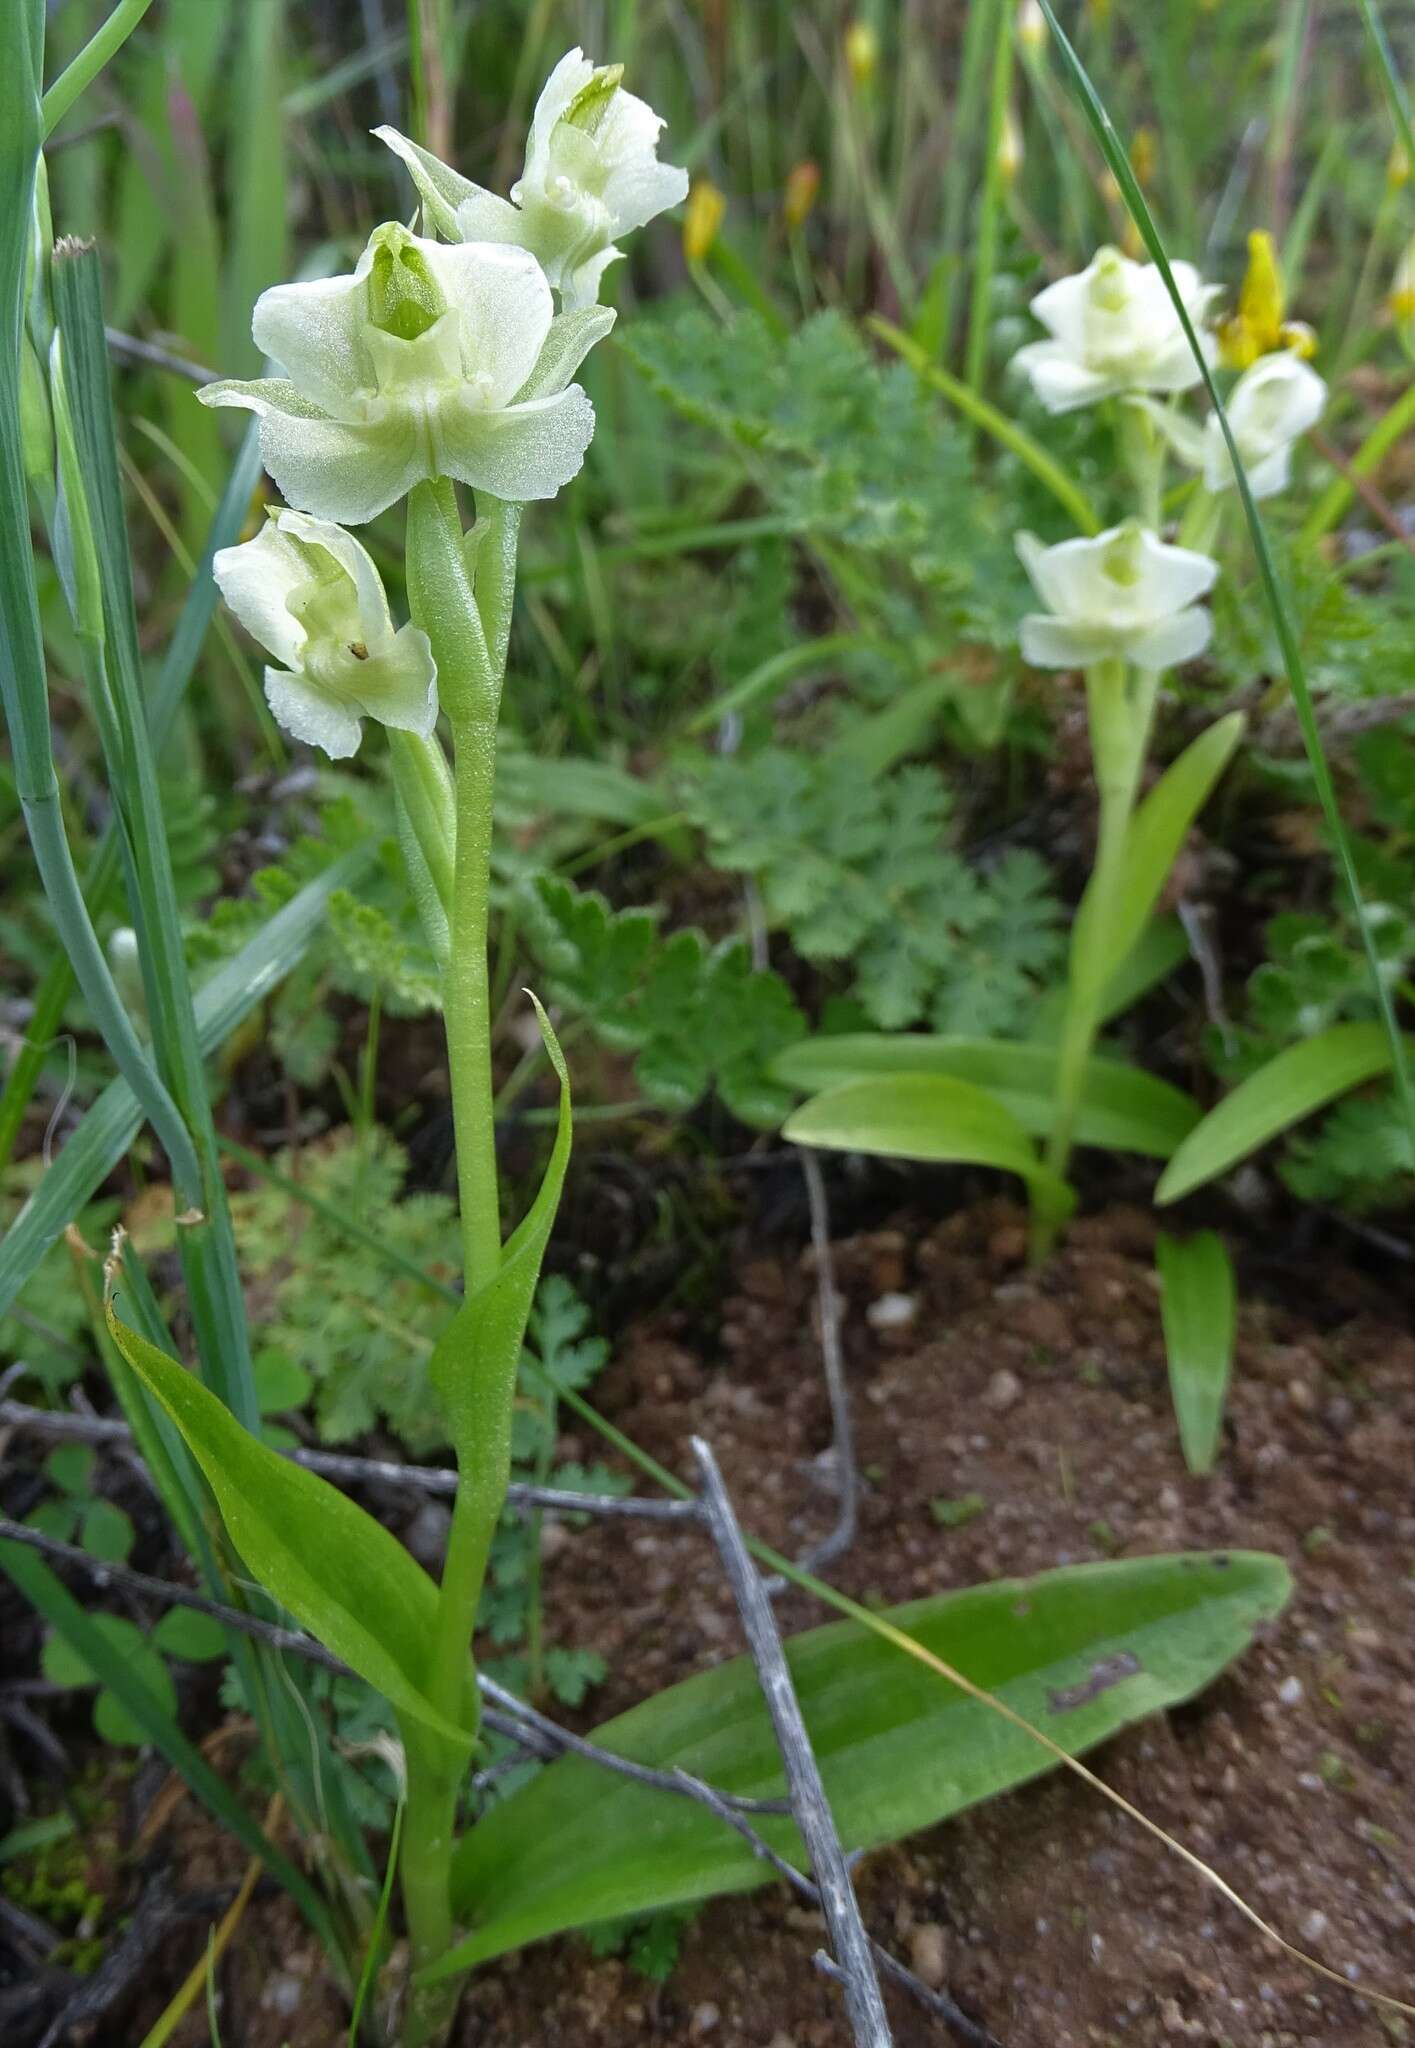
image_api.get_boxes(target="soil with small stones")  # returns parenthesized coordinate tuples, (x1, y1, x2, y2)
(16, 1198, 1415, 2048)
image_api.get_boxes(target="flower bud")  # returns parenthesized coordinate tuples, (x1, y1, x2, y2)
(683, 179, 725, 264)
(1017, 1, 1047, 52)
(1392, 238, 1415, 324)
(783, 160, 821, 229)
(843, 20, 878, 91)
(1129, 126, 1158, 190)
(1387, 141, 1409, 192)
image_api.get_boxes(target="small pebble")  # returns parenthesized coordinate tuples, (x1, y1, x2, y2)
(866, 1290, 918, 1331)
(261, 1974, 303, 2017)
(1302, 1908, 1330, 1943)
(908, 1922, 947, 1987)
(985, 1367, 1023, 1413)
(1276, 1675, 1304, 1707)
(690, 2001, 720, 2035)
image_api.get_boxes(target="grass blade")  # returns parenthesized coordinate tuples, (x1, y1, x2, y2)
(0, 1536, 337, 1949)
(1034, 0, 1415, 1163)
(0, 847, 371, 1317)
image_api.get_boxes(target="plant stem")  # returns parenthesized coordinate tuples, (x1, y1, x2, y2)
(397, 1733, 462, 2048)
(41, 0, 153, 135)
(1033, 659, 1157, 1260)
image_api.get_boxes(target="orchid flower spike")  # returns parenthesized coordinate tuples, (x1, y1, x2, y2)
(1011, 246, 1221, 413)
(1137, 351, 1326, 500)
(213, 509, 438, 759)
(199, 223, 605, 524)
(1016, 521, 1218, 672)
(377, 49, 688, 312)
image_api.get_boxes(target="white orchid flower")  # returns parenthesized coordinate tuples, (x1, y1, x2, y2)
(199, 223, 605, 524)
(1012, 247, 1221, 413)
(377, 48, 688, 311)
(1140, 352, 1325, 500)
(1016, 521, 1218, 671)
(213, 509, 438, 759)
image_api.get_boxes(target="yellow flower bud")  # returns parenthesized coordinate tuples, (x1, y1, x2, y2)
(1388, 142, 1410, 191)
(1129, 126, 1158, 191)
(682, 179, 725, 265)
(1392, 237, 1415, 323)
(843, 20, 879, 91)
(1018, 0, 1047, 52)
(783, 160, 821, 229)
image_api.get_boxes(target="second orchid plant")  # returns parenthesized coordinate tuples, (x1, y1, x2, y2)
(1010, 234, 1326, 1254)
(102, 50, 686, 2048)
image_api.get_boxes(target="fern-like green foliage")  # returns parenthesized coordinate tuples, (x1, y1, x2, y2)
(1212, 545, 1415, 704)
(620, 308, 1029, 650)
(521, 876, 806, 1127)
(682, 748, 1064, 1035)
(230, 1127, 461, 1450)
(1282, 1088, 1415, 1212)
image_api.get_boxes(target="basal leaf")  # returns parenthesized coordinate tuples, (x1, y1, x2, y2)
(435, 1551, 1290, 1974)
(772, 1034, 1200, 1159)
(103, 1294, 474, 1750)
(784, 1073, 1075, 1220)
(1156, 1232, 1236, 1476)
(1155, 1022, 1409, 1203)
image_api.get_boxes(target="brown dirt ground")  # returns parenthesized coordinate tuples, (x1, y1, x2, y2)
(21, 1197, 1415, 2047)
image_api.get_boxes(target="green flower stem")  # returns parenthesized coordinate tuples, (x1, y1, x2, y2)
(400, 479, 522, 2033)
(1033, 658, 1159, 1260)
(41, 0, 154, 136)
(397, 1727, 463, 2048)
(1177, 484, 1224, 555)
(1118, 399, 1165, 530)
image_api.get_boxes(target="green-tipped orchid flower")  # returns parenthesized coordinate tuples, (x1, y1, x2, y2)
(199, 223, 606, 524)
(1012, 247, 1221, 414)
(377, 47, 688, 311)
(213, 508, 437, 758)
(1016, 521, 1218, 672)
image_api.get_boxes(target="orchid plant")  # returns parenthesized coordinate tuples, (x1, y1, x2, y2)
(1011, 233, 1326, 1253)
(88, 49, 687, 2048)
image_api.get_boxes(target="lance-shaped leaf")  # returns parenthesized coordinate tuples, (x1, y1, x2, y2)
(103, 1294, 475, 1750)
(432, 1550, 1290, 1976)
(1077, 713, 1244, 991)
(773, 1035, 1200, 1160)
(784, 1072, 1075, 1222)
(1156, 1231, 1236, 1475)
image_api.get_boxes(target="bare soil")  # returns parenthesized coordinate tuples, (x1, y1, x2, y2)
(13, 1197, 1415, 2047)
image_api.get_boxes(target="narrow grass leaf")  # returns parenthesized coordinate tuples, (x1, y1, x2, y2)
(0, 1537, 336, 1947)
(1156, 1232, 1236, 1475)
(0, 849, 371, 1316)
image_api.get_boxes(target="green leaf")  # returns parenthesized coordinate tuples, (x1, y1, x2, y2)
(1155, 1023, 1409, 1203)
(435, 1551, 1289, 1974)
(42, 1612, 177, 1747)
(79, 1499, 135, 1563)
(429, 1000, 571, 1472)
(1156, 1233, 1236, 1476)
(1080, 716, 1244, 990)
(102, 1295, 475, 1750)
(152, 1607, 229, 1662)
(784, 1072, 1074, 1223)
(772, 1035, 1200, 1160)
